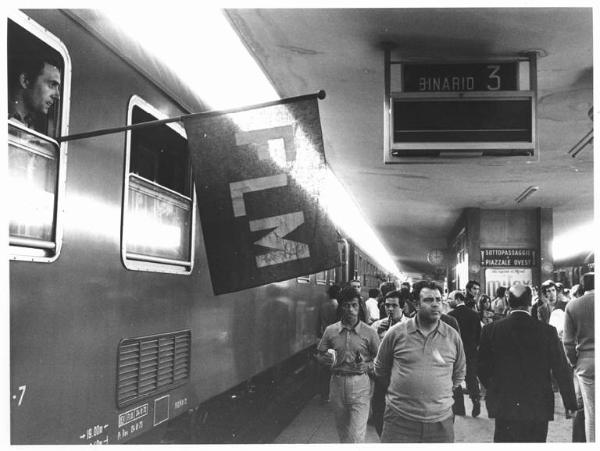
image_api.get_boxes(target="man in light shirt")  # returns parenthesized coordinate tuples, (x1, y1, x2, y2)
(365, 288, 381, 325)
(317, 286, 380, 443)
(374, 281, 466, 442)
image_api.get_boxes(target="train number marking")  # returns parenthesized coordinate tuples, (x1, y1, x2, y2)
(14, 385, 26, 406)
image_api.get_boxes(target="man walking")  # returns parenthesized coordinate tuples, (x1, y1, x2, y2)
(448, 289, 482, 417)
(365, 288, 381, 325)
(563, 272, 595, 442)
(370, 290, 409, 436)
(374, 281, 466, 442)
(533, 280, 557, 323)
(316, 286, 380, 442)
(478, 284, 577, 442)
(465, 280, 481, 311)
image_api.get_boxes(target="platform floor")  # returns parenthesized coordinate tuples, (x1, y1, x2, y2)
(274, 391, 574, 443)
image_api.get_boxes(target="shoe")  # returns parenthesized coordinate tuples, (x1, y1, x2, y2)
(472, 400, 481, 417)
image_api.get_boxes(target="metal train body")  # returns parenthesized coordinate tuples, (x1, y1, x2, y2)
(7, 10, 388, 444)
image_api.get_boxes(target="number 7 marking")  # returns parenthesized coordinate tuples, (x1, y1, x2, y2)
(17, 385, 26, 406)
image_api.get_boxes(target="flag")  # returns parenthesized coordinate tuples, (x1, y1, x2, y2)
(184, 96, 340, 295)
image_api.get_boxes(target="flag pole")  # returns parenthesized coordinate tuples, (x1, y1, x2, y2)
(58, 90, 326, 142)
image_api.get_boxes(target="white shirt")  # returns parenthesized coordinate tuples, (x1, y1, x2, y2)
(365, 297, 380, 324)
(549, 308, 566, 340)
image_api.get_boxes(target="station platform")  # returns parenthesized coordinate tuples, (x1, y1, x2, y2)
(274, 391, 574, 443)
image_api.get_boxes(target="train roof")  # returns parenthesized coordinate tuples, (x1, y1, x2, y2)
(65, 9, 207, 116)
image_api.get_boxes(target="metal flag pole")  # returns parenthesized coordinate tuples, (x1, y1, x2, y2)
(58, 90, 326, 142)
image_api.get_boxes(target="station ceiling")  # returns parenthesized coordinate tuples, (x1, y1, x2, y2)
(227, 7, 594, 276)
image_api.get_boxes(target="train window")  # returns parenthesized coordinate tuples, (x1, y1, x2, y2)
(297, 275, 311, 284)
(122, 96, 195, 274)
(327, 268, 336, 285)
(7, 13, 70, 262)
(316, 271, 327, 285)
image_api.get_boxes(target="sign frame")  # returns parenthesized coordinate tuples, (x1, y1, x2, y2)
(480, 248, 537, 267)
(383, 51, 539, 164)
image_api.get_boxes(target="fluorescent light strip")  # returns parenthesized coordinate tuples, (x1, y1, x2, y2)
(552, 222, 595, 261)
(103, 8, 402, 278)
(515, 185, 539, 203)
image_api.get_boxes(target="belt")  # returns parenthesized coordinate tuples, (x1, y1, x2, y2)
(332, 371, 366, 377)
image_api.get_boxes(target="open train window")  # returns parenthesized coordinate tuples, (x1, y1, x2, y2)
(122, 96, 195, 274)
(7, 12, 71, 262)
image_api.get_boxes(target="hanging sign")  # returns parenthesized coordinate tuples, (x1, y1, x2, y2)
(480, 248, 536, 267)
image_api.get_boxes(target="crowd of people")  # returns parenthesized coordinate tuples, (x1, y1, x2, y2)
(316, 275, 595, 443)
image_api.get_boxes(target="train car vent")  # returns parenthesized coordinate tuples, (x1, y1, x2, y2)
(117, 330, 191, 408)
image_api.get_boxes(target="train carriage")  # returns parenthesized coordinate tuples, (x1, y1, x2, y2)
(7, 9, 393, 443)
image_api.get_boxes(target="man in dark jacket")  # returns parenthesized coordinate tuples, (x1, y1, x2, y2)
(448, 291, 482, 416)
(478, 284, 577, 442)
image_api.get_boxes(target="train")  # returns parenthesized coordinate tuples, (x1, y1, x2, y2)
(7, 9, 392, 444)
(552, 251, 595, 289)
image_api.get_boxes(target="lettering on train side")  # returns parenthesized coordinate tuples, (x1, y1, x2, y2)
(174, 397, 188, 410)
(79, 423, 109, 444)
(118, 403, 148, 428)
(12, 385, 26, 406)
(230, 125, 309, 268)
(117, 419, 144, 441)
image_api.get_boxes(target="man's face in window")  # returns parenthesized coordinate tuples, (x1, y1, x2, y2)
(22, 62, 61, 116)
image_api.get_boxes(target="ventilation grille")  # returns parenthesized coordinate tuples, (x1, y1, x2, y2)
(117, 330, 191, 408)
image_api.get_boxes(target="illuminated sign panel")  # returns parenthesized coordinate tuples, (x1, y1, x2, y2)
(384, 57, 537, 162)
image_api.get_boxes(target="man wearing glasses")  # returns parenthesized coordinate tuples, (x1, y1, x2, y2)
(374, 281, 466, 442)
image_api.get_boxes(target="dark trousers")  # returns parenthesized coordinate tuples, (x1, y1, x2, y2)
(573, 409, 586, 442)
(494, 419, 549, 442)
(465, 354, 480, 401)
(452, 386, 465, 415)
(317, 365, 331, 399)
(371, 380, 386, 436)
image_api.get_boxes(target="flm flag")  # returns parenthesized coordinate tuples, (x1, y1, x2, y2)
(184, 95, 340, 295)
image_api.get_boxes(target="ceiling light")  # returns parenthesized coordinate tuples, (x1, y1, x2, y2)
(514, 185, 539, 203)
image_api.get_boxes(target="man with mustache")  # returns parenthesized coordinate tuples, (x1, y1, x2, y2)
(374, 281, 466, 442)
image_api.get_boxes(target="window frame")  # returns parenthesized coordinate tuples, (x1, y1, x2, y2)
(296, 275, 311, 284)
(315, 270, 327, 285)
(121, 95, 196, 275)
(8, 11, 71, 263)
